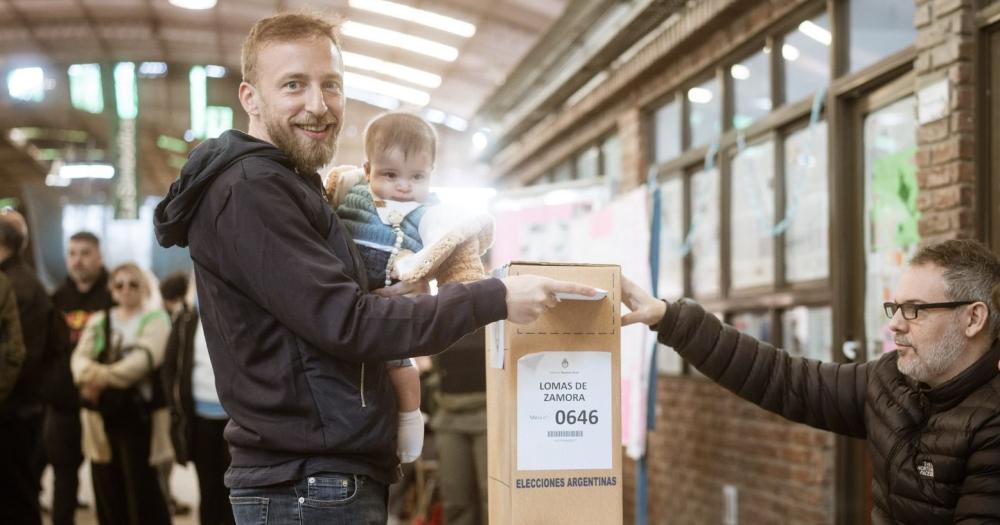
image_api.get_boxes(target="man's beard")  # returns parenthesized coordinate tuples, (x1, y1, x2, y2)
(262, 108, 338, 175)
(896, 320, 966, 383)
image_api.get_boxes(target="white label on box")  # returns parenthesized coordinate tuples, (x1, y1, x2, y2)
(517, 351, 612, 471)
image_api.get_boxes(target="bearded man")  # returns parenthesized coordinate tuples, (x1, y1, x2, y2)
(153, 11, 593, 524)
(620, 238, 1000, 524)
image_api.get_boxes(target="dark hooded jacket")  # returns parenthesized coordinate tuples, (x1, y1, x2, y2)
(0, 254, 59, 420)
(154, 130, 507, 488)
(657, 299, 1000, 524)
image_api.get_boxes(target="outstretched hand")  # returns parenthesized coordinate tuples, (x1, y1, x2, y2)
(501, 275, 597, 324)
(621, 276, 667, 326)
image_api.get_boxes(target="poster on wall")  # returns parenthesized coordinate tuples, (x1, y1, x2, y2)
(565, 187, 653, 460)
(863, 96, 918, 357)
(490, 186, 607, 268)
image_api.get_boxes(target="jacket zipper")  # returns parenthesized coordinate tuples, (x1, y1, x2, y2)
(360, 362, 367, 407)
(883, 437, 905, 521)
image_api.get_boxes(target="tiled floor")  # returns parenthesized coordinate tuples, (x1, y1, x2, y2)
(41, 462, 201, 525)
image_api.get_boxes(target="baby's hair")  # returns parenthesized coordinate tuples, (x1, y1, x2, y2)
(364, 112, 438, 164)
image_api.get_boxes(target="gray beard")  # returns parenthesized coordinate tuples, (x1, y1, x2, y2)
(896, 322, 966, 384)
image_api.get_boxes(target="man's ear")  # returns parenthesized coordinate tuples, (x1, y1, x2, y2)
(965, 302, 990, 338)
(239, 82, 260, 117)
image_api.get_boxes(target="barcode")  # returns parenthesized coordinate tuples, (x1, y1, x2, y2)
(548, 431, 583, 437)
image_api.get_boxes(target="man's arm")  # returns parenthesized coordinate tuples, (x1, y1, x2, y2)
(953, 418, 1000, 522)
(622, 277, 868, 438)
(217, 174, 590, 362)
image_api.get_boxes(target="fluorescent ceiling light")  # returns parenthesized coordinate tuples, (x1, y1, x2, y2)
(168, 0, 217, 9)
(60, 163, 115, 179)
(45, 174, 71, 187)
(205, 65, 226, 78)
(342, 21, 458, 62)
(342, 51, 441, 88)
(798, 20, 832, 46)
(7, 67, 44, 102)
(472, 130, 488, 152)
(444, 115, 468, 132)
(782, 44, 800, 61)
(349, 0, 476, 38)
(345, 71, 430, 106)
(345, 86, 401, 110)
(687, 86, 713, 104)
(424, 108, 447, 124)
(729, 64, 750, 80)
(138, 62, 168, 77)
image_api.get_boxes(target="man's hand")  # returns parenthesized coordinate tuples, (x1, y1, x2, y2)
(501, 275, 597, 324)
(621, 276, 667, 326)
(373, 279, 431, 297)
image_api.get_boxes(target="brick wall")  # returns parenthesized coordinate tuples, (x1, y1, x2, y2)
(915, 0, 980, 242)
(622, 377, 836, 524)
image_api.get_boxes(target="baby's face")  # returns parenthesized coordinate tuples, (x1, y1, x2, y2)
(366, 146, 433, 203)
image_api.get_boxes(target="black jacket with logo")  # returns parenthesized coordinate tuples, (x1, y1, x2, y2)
(657, 299, 1000, 524)
(154, 130, 507, 487)
(49, 269, 113, 411)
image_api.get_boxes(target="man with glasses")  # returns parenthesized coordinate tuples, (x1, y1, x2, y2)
(619, 239, 1000, 523)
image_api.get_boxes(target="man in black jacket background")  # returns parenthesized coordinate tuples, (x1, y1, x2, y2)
(0, 210, 59, 525)
(48, 231, 113, 525)
(154, 11, 591, 525)
(621, 238, 1000, 524)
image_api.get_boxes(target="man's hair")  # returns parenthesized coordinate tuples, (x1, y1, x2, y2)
(0, 218, 24, 254)
(69, 231, 101, 248)
(159, 272, 190, 302)
(241, 11, 343, 85)
(364, 112, 438, 165)
(910, 239, 1000, 340)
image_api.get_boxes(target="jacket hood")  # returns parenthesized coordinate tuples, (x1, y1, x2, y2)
(154, 130, 288, 248)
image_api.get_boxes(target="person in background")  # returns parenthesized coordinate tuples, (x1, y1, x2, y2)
(621, 238, 1000, 524)
(0, 271, 24, 404)
(0, 209, 55, 525)
(71, 262, 173, 525)
(49, 231, 113, 525)
(161, 271, 235, 525)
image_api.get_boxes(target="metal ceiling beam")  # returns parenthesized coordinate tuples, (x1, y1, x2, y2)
(475, 0, 685, 157)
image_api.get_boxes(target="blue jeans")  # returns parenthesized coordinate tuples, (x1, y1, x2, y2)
(229, 472, 387, 525)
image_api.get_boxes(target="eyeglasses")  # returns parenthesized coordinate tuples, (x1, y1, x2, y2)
(883, 301, 975, 320)
(112, 280, 141, 291)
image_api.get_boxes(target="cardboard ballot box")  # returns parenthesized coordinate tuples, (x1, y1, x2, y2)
(486, 262, 622, 525)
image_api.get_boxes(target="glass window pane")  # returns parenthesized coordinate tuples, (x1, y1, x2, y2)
(731, 311, 772, 343)
(863, 96, 918, 358)
(731, 49, 771, 129)
(784, 122, 829, 282)
(552, 160, 573, 182)
(849, 0, 917, 73)
(730, 141, 775, 289)
(690, 168, 720, 297)
(781, 306, 832, 361)
(601, 134, 621, 180)
(784, 12, 831, 104)
(687, 77, 721, 148)
(576, 146, 600, 180)
(658, 177, 685, 299)
(653, 99, 681, 163)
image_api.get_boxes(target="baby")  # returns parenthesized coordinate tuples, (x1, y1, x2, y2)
(326, 112, 493, 464)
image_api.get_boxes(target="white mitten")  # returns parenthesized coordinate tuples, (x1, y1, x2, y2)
(397, 409, 424, 463)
